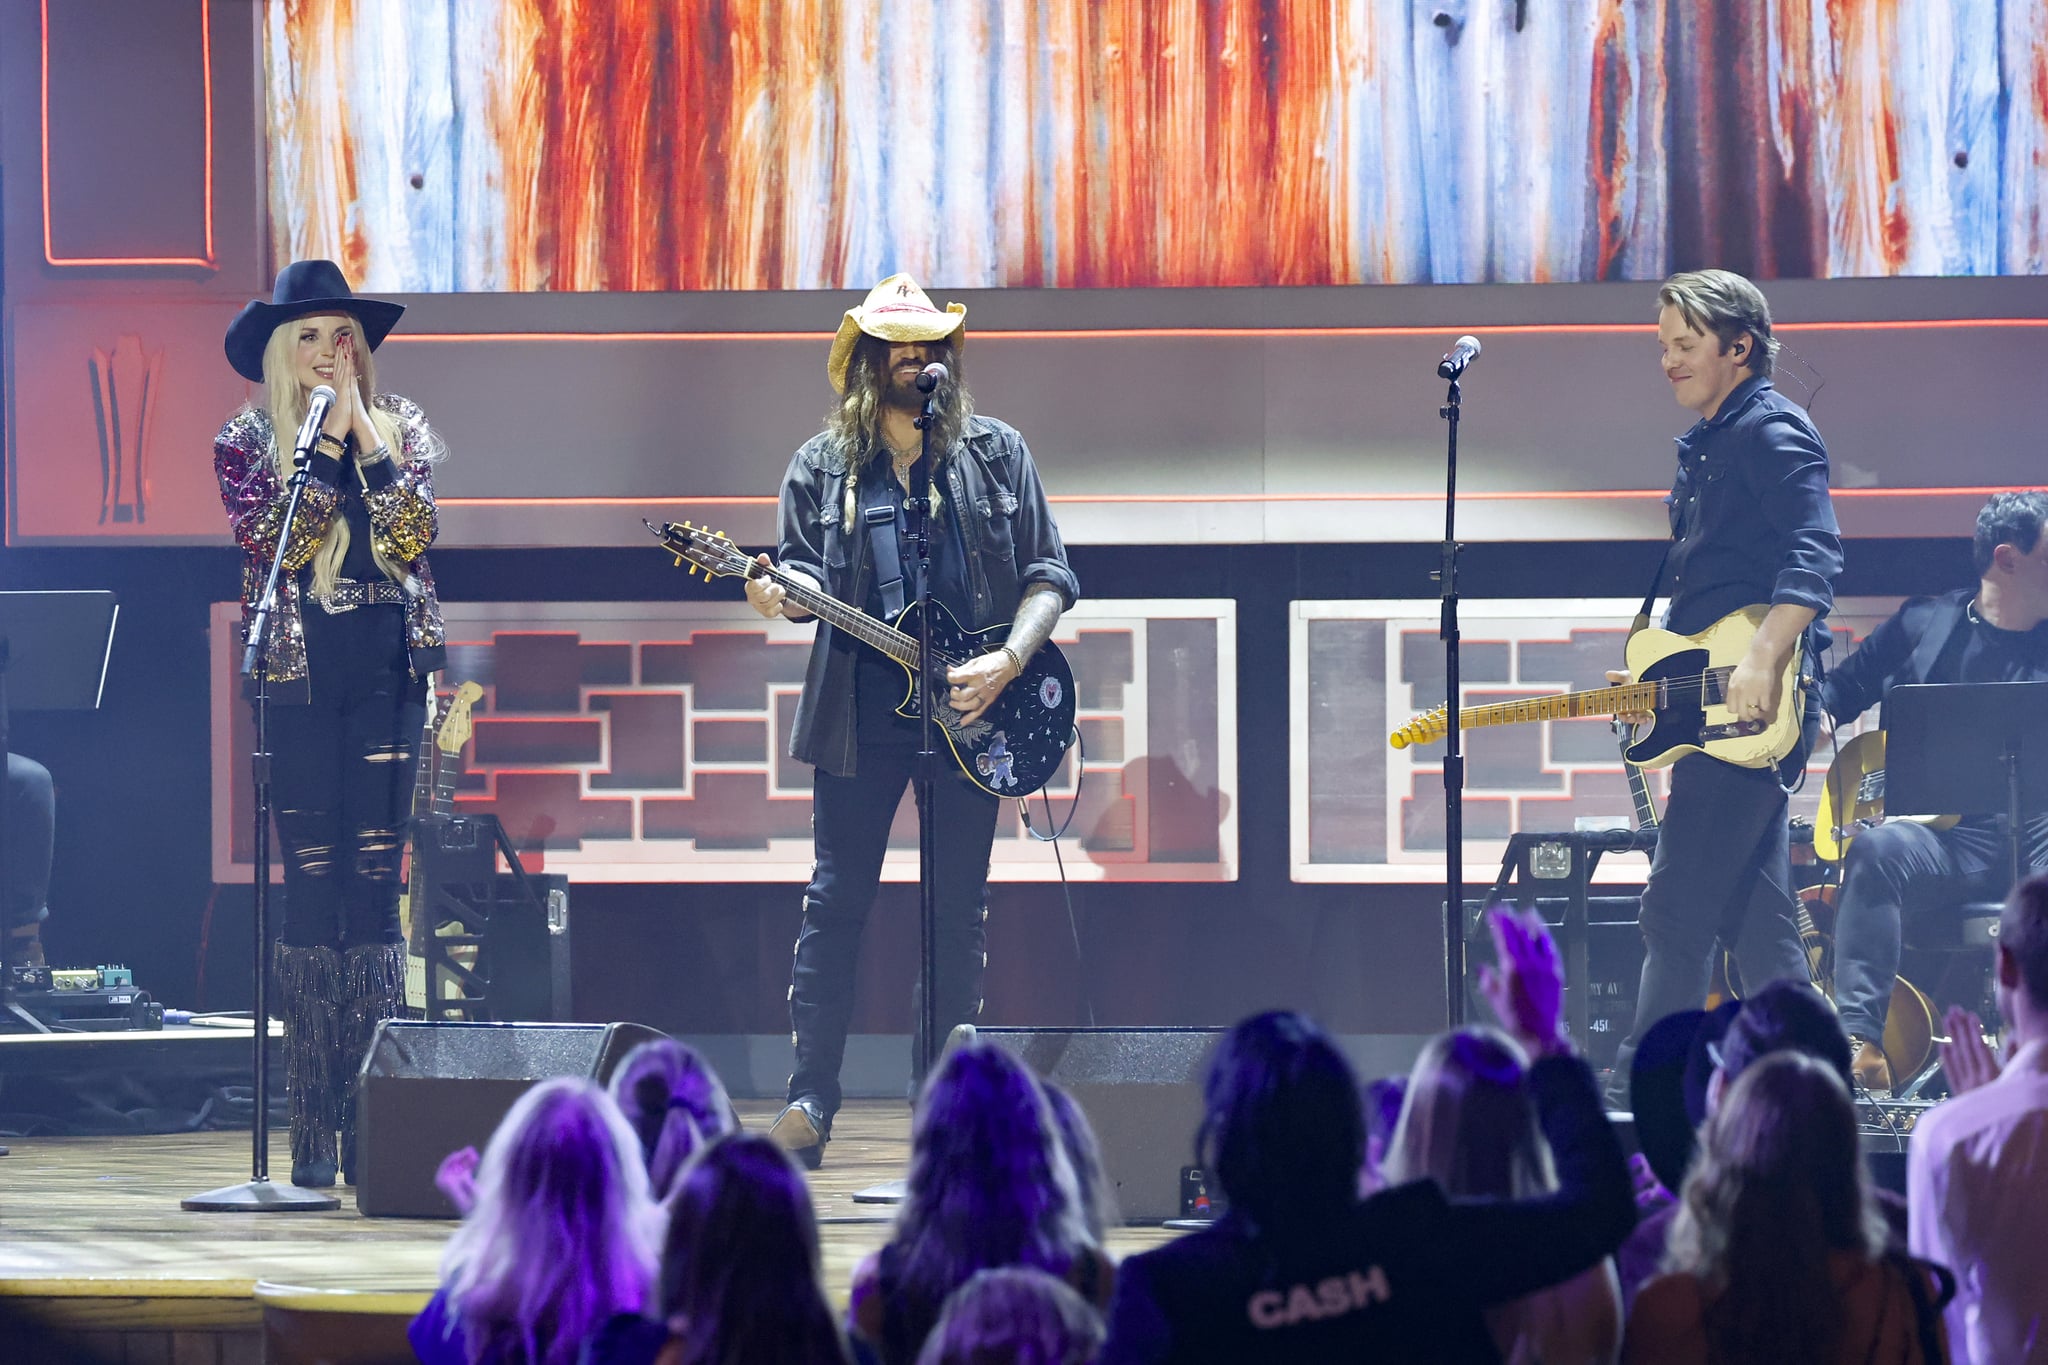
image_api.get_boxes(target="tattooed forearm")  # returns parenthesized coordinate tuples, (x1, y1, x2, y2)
(1005, 583, 1064, 662)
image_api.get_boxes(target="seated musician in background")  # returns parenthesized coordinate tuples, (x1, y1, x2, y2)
(1821, 490, 2048, 1095)
(5, 753, 54, 967)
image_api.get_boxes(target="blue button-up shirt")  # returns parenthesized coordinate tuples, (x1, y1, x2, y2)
(1663, 375, 1843, 639)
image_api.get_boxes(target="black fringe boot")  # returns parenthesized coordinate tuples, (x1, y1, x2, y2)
(338, 941, 415, 1186)
(273, 941, 344, 1187)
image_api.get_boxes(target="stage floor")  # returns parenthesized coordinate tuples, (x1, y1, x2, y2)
(0, 1099, 1181, 1351)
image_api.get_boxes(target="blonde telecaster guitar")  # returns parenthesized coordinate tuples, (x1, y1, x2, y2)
(1391, 605, 1805, 770)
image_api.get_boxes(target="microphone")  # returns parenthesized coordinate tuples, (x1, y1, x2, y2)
(914, 362, 949, 394)
(1437, 335, 1482, 380)
(292, 385, 338, 468)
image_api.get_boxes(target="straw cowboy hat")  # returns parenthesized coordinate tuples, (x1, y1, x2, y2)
(827, 273, 966, 394)
(224, 259, 405, 384)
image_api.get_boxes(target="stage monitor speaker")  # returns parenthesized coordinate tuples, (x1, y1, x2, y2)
(1467, 897, 1643, 1073)
(965, 1026, 1219, 1222)
(356, 1019, 664, 1219)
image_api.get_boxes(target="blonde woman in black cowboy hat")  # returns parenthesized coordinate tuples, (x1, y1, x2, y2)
(215, 259, 446, 1187)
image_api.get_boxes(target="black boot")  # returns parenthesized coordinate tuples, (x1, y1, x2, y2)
(338, 942, 413, 1186)
(273, 941, 344, 1187)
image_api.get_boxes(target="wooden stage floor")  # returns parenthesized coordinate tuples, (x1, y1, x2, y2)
(0, 1099, 1182, 1359)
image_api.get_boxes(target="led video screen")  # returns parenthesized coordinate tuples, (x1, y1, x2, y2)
(265, 0, 2048, 292)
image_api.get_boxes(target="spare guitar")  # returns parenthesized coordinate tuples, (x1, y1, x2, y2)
(428, 681, 485, 817)
(1391, 605, 1805, 770)
(652, 521, 1077, 798)
(1813, 730, 1959, 864)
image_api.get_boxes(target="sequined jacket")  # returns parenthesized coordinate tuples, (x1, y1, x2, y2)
(214, 393, 446, 701)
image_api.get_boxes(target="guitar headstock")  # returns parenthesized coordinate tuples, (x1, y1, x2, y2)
(437, 680, 484, 758)
(1389, 704, 1449, 751)
(648, 519, 755, 582)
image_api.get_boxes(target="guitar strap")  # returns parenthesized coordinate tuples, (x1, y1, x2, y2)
(1904, 596, 1967, 693)
(863, 501, 908, 620)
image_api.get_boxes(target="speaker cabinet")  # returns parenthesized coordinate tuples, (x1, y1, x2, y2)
(356, 1020, 663, 1218)
(965, 1026, 1219, 1222)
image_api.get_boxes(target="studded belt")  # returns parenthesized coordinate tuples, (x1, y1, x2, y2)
(312, 577, 406, 614)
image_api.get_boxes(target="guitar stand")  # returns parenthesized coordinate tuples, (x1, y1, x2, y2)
(408, 813, 552, 1023)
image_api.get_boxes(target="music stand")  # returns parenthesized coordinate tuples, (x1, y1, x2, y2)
(1885, 681, 2048, 890)
(0, 591, 118, 1035)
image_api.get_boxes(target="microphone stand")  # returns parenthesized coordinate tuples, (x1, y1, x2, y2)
(186, 432, 339, 1211)
(1437, 369, 1467, 1028)
(911, 387, 943, 1087)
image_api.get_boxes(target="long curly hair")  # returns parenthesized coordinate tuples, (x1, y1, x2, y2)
(883, 1044, 1092, 1364)
(436, 1078, 659, 1365)
(826, 332, 972, 533)
(1666, 1051, 1884, 1364)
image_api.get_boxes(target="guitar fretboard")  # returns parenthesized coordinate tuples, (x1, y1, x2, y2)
(1456, 667, 1730, 731)
(755, 565, 925, 668)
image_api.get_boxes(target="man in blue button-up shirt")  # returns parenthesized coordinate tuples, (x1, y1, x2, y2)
(1610, 270, 1845, 1100)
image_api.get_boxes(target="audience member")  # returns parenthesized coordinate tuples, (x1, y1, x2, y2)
(410, 1078, 660, 1365)
(1042, 1080, 1120, 1240)
(1614, 979, 1883, 1309)
(1386, 1027, 1622, 1364)
(914, 1266, 1105, 1365)
(849, 1044, 1111, 1365)
(1909, 873, 2048, 1363)
(1623, 1052, 1949, 1364)
(1358, 1074, 1407, 1194)
(1098, 909, 1633, 1364)
(585, 1134, 849, 1365)
(610, 1038, 739, 1200)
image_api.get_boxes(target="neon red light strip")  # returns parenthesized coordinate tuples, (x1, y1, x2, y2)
(438, 486, 2028, 510)
(390, 318, 2048, 346)
(41, 0, 215, 267)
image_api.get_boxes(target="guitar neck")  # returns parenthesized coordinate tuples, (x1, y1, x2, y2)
(1456, 669, 1730, 733)
(432, 758, 462, 818)
(409, 719, 437, 820)
(762, 566, 921, 667)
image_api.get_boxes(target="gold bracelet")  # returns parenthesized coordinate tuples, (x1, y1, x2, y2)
(999, 644, 1024, 677)
(315, 432, 345, 452)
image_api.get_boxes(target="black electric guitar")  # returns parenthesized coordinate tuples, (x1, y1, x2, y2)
(1392, 605, 1807, 771)
(652, 521, 1077, 798)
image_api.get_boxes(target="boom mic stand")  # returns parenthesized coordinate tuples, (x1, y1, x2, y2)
(1435, 337, 1480, 1028)
(187, 394, 340, 1212)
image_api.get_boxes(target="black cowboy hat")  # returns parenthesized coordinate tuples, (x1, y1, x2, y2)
(1629, 999, 1741, 1195)
(223, 259, 404, 384)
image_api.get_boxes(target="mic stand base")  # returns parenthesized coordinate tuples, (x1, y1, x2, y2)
(181, 1179, 340, 1213)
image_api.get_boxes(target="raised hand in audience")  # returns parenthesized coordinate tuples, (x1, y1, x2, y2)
(1477, 906, 1571, 1060)
(434, 1144, 480, 1215)
(1940, 1005, 2003, 1095)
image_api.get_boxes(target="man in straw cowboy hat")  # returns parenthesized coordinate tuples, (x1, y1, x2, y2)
(744, 274, 1078, 1168)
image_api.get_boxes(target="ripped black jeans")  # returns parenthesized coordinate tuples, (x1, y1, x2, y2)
(269, 625, 426, 949)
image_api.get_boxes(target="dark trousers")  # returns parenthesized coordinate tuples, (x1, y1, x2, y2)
(268, 648, 425, 949)
(4, 753, 54, 933)
(1618, 753, 1812, 1071)
(1833, 818, 2048, 1043)
(788, 734, 1000, 1120)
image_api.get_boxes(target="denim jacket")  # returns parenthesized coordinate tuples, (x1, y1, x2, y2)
(1663, 375, 1843, 641)
(777, 414, 1079, 777)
